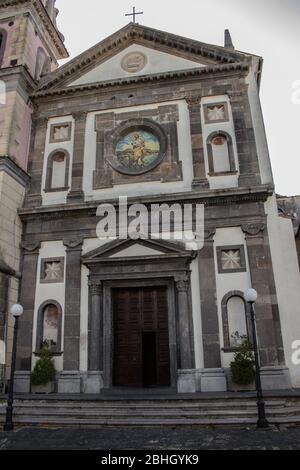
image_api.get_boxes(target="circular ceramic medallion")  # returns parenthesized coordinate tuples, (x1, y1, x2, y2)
(110, 129, 162, 175)
(121, 51, 147, 73)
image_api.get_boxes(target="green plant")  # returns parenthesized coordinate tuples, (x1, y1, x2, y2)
(31, 343, 56, 386)
(230, 338, 256, 385)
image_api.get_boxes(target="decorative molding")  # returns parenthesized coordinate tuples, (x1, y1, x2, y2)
(33, 63, 249, 99)
(18, 185, 273, 222)
(241, 223, 265, 237)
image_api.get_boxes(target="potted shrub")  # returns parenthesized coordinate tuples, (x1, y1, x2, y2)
(230, 338, 256, 391)
(31, 342, 56, 394)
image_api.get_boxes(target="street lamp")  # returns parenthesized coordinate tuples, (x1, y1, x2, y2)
(3, 304, 24, 432)
(244, 288, 269, 428)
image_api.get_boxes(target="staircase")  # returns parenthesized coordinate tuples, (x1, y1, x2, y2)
(1, 393, 300, 428)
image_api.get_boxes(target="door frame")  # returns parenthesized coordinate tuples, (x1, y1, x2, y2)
(103, 278, 177, 391)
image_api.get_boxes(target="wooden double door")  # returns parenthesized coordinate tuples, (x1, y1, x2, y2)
(113, 286, 171, 388)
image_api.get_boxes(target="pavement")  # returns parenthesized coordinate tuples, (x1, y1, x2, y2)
(0, 426, 300, 450)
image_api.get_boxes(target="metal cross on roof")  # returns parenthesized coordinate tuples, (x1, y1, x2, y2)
(125, 6, 144, 24)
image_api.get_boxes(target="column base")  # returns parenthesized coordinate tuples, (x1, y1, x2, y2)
(201, 368, 227, 392)
(14, 371, 31, 393)
(177, 369, 198, 393)
(57, 371, 81, 394)
(261, 366, 292, 390)
(82, 372, 104, 394)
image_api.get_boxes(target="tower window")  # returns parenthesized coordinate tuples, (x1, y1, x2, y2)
(0, 30, 7, 66)
(207, 131, 236, 175)
(45, 150, 70, 192)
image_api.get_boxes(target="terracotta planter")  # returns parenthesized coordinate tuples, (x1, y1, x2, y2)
(31, 381, 55, 394)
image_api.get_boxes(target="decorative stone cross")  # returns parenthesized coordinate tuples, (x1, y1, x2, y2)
(125, 6, 144, 24)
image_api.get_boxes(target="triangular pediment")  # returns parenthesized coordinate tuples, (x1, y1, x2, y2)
(82, 237, 190, 262)
(37, 23, 252, 94)
(67, 44, 207, 87)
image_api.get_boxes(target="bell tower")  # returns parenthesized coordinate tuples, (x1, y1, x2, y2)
(0, 0, 68, 390)
(0, 0, 68, 170)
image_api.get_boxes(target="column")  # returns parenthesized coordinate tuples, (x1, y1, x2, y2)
(198, 230, 227, 392)
(186, 95, 209, 189)
(25, 117, 48, 208)
(175, 275, 197, 393)
(175, 276, 194, 369)
(59, 238, 83, 393)
(88, 281, 103, 371)
(15, 241, 41, 393)
(84, 281, 104, 394)
(242, 223, 290, 389)
(67, 111, 87, 203)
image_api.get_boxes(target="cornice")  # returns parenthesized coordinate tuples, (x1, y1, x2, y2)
(32, 62, 249, 100)
(18, 185, 273, 221)
(0, 155, 30, 187)
(0, 64, 37, 89)
(0, 0, 68, 59)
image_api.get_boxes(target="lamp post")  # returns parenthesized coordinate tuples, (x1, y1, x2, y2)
(3, 304, 24, 432)
(244, 289, 269, 429)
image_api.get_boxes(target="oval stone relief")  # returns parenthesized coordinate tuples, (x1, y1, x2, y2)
(111, 130, 162, 175)
(121, 51, 147, 73)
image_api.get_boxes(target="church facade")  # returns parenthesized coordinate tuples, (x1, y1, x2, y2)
(1, 1, 300, 395)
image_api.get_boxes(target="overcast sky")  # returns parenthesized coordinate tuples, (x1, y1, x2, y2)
(56, 0, 300, 196)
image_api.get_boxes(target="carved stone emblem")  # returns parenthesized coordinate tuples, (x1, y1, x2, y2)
(121, 51, 147, 73)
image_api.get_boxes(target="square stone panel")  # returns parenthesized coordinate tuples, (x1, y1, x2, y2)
(40, 257, 65, 284)
(216, 245, 247, 273)
(49, 122, 72, 143)
(203, 102, 229, 124)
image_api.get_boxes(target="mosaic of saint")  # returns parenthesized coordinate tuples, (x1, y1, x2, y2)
(115, 130, 161, 174)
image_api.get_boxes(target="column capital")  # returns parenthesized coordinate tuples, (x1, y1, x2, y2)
(175, 276, 190, 292)
(63, 237, 84, 250)
(186, 95, 202, 108)
(88, 281, 103, 296)
(31, 116, 49, 131)
(204, 228, 216, 241)
(242, 222, 265, 238)
(21, 241, 41, 254)
(72, 111, 88, 122)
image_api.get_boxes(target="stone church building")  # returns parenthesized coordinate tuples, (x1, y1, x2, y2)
(1, 1, 300, 395)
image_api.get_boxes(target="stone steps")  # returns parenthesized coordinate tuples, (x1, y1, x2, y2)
(3, 399, 287, 410)
(0, 396, 299, 428)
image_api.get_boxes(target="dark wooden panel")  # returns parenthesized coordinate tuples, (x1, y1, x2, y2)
(113, 286, 170, 388)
